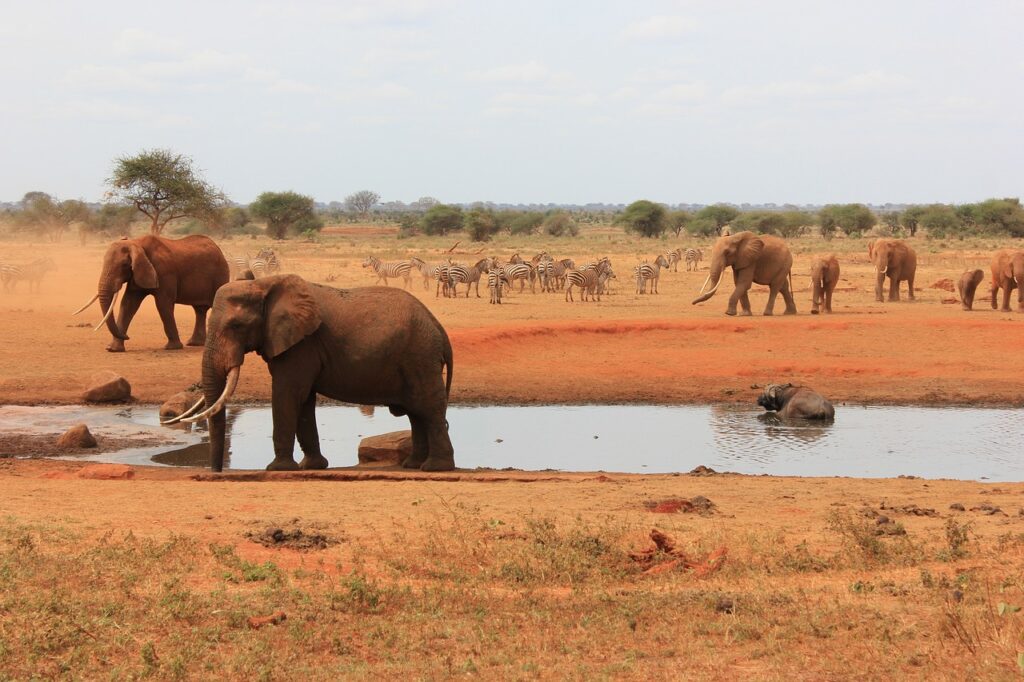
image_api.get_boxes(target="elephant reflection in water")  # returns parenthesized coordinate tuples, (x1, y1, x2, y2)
(154, 409, 243, 468)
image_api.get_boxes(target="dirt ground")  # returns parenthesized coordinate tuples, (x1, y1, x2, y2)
(2, 231, 1024, 677)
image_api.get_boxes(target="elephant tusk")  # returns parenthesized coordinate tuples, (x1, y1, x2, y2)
(182, 367, 240, 423)
(93, 288, 120, 332)
(160, 396, 207, 425)
(697, 274, 711, 295)
(73, 293, 99, 315)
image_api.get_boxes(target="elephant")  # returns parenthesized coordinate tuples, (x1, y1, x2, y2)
(989, 250, 1024, 312)
(169, 274, 455, 473)
(868, 239, 916, 302)
(691, 231, 796, 316)
(957, 268, 984, 311)
(810, 254, 840, 314)
(74, 235, 229, 352)
(757, 383, 835, 420)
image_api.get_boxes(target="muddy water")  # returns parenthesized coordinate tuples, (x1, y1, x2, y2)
(3, 404, 1023, 481)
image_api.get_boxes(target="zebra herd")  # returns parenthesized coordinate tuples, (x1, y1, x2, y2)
(226, 248, 282, 280)
(0, 257, 56, 293)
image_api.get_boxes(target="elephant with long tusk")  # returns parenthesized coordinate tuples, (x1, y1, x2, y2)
(988, 250, 1024, 312)
(691, 231, 797, 316)
(72, 235, 229, 352)
(189, 275, 455, 473)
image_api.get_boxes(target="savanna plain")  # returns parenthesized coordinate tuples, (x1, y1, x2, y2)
(3, 225, 1024, 679)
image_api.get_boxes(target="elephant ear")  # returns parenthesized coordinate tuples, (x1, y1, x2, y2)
(734, 235, 764, 270)
(1002, 260, 1014, 280)
(129, 244, 159, 289)
(867, 241, 875, 260)
(262, 275, 322, 359)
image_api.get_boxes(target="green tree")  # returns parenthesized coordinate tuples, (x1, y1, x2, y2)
(687, 217, 718, 237)
(618, 200, 667, 238)
(695, 204, 740, 236)
(421, 204, 463, 236)
(463, 207, 498, 242)
(974, 198, 1024, 236)
(107, 149, 226, 235)
(542, 211, 579, 237)
(902, 205, 925, 237)
(667, 210, 691, 237)
(818, 204, 876, 238)
(508, 211, 544, 236)
(89, 203, 138, 237)
(919, 204, 963, 239)
(344, 190, 380, 219)
(778, 210, 814, 238)
(250, 191, 320, 239)
(733, 211, 786, 236)
(17, 192, 92, 242)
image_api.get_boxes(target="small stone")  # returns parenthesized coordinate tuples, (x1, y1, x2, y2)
(56, 423, 97, 449)
(358, 430, 413, 466)
(82, 371, 131, 403)
(876, 515, 891, 525)
(714, 597, 735, 614)
(159, 390, 202, 419)
(949, 503, 965, 511)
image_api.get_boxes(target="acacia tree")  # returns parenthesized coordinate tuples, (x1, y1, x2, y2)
(107, 149, 226, 235)
(250, 191, 321, 239)
(618, 200, 667, 238)
(345, 190, 380, 219)
(18, 192, 92, 242)
(667, 210, 691, 237)
(421, 204, 463, 236)
(819, 204, 876, 238)
(695, 204, 740, 236)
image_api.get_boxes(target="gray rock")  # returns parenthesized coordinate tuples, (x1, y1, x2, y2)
(358, 430, 413, 466)
(56, 423, 97, 449)
(159, 390, 202, 419)
(82, 371, 131, 403)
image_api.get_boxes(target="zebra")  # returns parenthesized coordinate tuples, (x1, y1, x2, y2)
(565, 259, 611, 302)
(447, 258, 493, 298)
(362, 256, 413, 288)
(635, 254, 671, 294)
(487, 268, 505, 304)
(409, 257, 434, 290)
(250, 248, 281, 277)
(434, 262, 452, 298)
(497, 262, 534, 293)
(664, 248, 683, 272)
(1, 258, 56, 293)
(684, 248, 703, 271)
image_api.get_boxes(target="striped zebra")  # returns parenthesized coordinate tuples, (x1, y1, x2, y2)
(446, 258, 492, 298)
(664, 248, 683, 272)
(362, 256, 413, 288)
(409, 257, 434, 290)
(1, 258, 56, 293)
(497, 262, 534, 293)
(434, 262, 452, 298)
(565, 259, 611, 302)
(684, 248, 703, 271)
(487, 268, 505, 304)
(635, 254, 671, 294)
(249, 248, 281, 278)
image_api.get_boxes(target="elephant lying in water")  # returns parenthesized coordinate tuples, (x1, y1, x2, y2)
(757, 383, 835, 420)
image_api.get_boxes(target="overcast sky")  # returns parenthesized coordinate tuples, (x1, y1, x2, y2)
(2, 1, 1021, 205)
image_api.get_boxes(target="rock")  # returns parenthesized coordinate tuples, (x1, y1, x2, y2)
(949, 503, 965, 511)
(159, 390, 202, 419)
(357, 430, 413, 466)
(56, 423, 97, 449)
(82, 371, 131, 403)
(77, 463, 134, 480)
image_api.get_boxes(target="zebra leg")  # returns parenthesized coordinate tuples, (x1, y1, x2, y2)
(296, 393, 328, 469)
(186, 306, 210, 346)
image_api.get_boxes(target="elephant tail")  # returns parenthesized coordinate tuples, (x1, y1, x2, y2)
(442, 330, 454, 400)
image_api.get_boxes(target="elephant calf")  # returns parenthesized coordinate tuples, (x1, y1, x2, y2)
(757, 383, 835, 420)
(957, 269, 984, 311)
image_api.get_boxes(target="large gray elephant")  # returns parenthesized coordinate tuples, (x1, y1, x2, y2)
(171, 275, 454, 473)
(691, 231, 796, 315)
(868, 239, 916, 302)
(757, 383, 834, 420)
(74, 235, 229, 352)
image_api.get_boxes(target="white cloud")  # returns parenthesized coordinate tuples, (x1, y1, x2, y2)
(622, 15, 697, 42)
(111, 28, 183, 57)
(469, 60, 570, 86)
(721, 70, 912, 104)
(252, 0, 455, 26)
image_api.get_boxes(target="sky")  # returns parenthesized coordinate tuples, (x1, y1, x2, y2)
(1, 0, 1022, 206)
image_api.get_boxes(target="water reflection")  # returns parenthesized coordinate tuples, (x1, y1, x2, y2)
(756, 412, 833, 445)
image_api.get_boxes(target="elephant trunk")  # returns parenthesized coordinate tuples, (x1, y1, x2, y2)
(692, 266, 723, 305)
(195, 350, 240, 472)
(97, 282, 127, 338)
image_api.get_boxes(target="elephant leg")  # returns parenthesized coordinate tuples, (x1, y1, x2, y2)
(107, 291, 145, 352)
(187, 306, 209, 346)
(402, 415, 429, 469)
(781, 279, 797, 314)
(825, 287, 834, 313)
(992, 284, 999, 309)
(1002, 285, 1012, 313)
(763, 285, 779, 315)
(296, 393, 328, 470)
(267, 384, 302, 471)
(906, 273, 915, 300)
(154, 294, 183, 350)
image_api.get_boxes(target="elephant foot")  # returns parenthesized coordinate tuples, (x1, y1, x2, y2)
(420, 457, 456, 472)
(299, 454, 329, 470)
(186, 337, 205, 347)
(783, 309, 797, 315)
(763, 310, 774, 316)
(164, 341, 184, 350)
(738, 310, 752, 317)
(724, 310, 737, 316)
(401, 454, 427, 469)
(106, 342, 126, 353)
(266, 457, 300, 471)
(810, 309, 820, 315)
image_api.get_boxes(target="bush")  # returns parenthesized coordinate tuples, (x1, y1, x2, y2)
(421, 204, 463, 236)
(687, 217, 718, 237)
(542, 211, 579, 237)
(618, 200, 667, 238)
(819, 204, 875, 238)
(508, 211, 544, 236)
(463, 208, 498, 242)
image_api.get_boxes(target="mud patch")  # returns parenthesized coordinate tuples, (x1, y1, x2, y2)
(245, 519, 341, 551)
(0, 433, 162, 459)
(644, 495, 717, 515)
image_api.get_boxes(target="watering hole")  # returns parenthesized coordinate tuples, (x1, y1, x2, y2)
(2, 403, 1023, 481)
